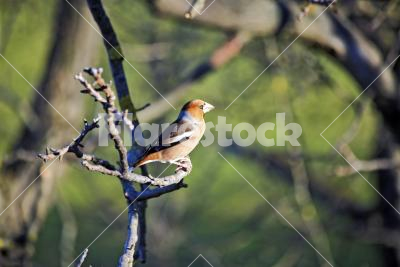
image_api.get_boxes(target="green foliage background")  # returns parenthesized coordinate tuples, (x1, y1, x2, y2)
(0, 0, 382, 266)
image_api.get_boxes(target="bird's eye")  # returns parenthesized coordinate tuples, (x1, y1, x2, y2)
(200, 105, 204, 110)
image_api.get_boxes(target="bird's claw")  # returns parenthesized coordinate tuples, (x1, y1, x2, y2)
(175, 157, 192, 173)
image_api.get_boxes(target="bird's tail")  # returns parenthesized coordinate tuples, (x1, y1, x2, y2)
(133, 152, 160, 168)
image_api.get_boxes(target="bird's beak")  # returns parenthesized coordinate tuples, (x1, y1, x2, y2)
(203, 102, 215, 113)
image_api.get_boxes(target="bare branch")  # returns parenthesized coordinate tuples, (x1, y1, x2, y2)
(38, 63, 192, 266)
(82, 160, 121, 177)
(38, 117, 100, 161)
(118, 204, 138, 267)
(86, 3, 145, 261)
(75, 70, 108, 105)
(76, 67, 130, 175)
(335, 144, 398, 176)
(370, 1, 398, 31)
(135, 182, 188, 201)
(81, 158, 190, 187)
(136, 200, 147, 263)
(307, 0, 336, 6)
(334, 99, 368, 149)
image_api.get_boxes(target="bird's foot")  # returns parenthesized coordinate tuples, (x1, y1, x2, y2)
(175, 156, 192, 173)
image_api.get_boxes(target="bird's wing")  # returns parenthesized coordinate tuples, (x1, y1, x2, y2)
(145, 120, 195, 154)
(160, 124, 194, 145)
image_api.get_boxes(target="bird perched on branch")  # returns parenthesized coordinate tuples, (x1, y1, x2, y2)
(132, 99, 214, 171)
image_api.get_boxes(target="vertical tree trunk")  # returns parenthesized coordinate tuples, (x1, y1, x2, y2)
(376, 128, 400, 267)
(0, 1, 99, 265)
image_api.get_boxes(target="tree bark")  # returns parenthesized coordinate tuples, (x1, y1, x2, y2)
(0, 1, 99, 265)
(376, 128, 400, 266)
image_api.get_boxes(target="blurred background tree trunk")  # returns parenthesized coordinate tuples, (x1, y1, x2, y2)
(152, 1, 400, 265)
(0, 0, 99, 265)
(376, 128, 400, 267)
(1, 0, 399, 266)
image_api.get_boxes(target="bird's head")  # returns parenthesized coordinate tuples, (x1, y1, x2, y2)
(181, 99, 215, 120)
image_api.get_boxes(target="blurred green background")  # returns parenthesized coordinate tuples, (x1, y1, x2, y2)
(1, 0, 397, 266)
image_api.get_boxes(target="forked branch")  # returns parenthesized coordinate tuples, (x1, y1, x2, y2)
(38, 67, 190, 192)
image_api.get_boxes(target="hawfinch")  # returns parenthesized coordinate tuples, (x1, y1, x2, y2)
(133, 99, 214, 169)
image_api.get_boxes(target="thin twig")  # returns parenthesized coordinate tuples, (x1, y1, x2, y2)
(285, 91, 335, 267)
(335, 144, 398, 176)
(38, 65, 191, 267)
(334, 99, 368, 149)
